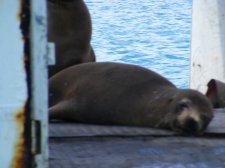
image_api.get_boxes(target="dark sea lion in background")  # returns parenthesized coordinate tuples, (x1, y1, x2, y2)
(49, 62, 213, 134)
(206, 79, 225, 108)
(47, 0, 96, 77)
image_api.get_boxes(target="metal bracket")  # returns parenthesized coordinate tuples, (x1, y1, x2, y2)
(31, 120, 41, 155)
(47, 42, 56, 65)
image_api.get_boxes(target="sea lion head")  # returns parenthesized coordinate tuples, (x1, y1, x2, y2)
(169, 89, 213, 134)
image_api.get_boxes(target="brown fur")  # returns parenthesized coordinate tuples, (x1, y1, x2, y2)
(49, 62, 213, 134)
(206, 79, 225, 108)
(47, 0, 96, 77)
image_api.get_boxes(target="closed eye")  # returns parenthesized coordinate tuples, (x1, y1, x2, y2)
(176, 102, 189, 112)
(179, 102, 189, 109)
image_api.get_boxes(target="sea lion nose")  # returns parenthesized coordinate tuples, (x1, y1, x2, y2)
(183, 117, 200, 133)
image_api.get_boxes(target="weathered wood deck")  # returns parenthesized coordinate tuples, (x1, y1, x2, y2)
(49, 109, 225, 168)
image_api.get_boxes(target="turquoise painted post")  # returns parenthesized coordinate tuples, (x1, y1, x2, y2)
(0, 1, 28, 167)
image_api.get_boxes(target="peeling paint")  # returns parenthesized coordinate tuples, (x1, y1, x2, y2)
(11, 2, 28, 167)
(0, 0, 29, 167)
(17, 0, 22, 21)
(10, 104, 26, 168)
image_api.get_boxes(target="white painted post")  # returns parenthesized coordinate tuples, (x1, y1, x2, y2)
(30, 0, 49, 167)
(0, 1, 28, 167)
(190, 0, 225, 93)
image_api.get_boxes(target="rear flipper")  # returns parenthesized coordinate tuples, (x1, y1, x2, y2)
(49, 101, 75, 121)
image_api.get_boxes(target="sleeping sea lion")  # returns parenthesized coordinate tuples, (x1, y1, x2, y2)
(49, 62, 213, 134)
(47, 0, 96, 77)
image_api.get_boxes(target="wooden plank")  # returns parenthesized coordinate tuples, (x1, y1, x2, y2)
(49, 137, 225, 168)
(49, 109, 225, 138)
(205, 109, 225, 134)
(49, 123, 175, 137)
(49, 109, 225, 168)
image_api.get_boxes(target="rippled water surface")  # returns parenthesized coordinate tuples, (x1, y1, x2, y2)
(85, 0, 192, 88)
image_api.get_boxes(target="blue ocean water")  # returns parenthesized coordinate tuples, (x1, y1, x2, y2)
(85, 0, 192, 88)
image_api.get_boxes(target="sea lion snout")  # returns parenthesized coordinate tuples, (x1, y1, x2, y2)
(181, 117, 201, 133)
(173, 114, 202, 134)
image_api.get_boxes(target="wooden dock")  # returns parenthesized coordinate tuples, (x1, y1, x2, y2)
(49, 109, 225, 168)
